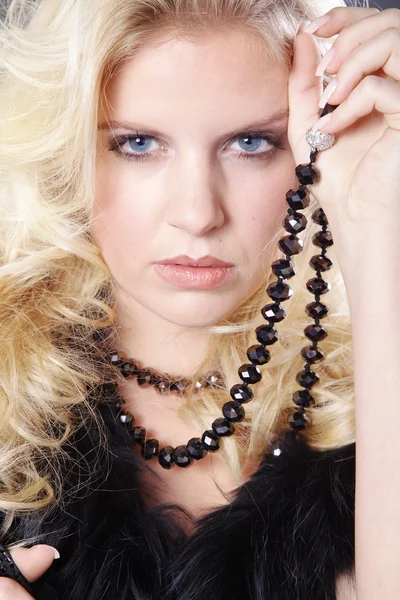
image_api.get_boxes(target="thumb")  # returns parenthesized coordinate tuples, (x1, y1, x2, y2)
(7, 545, 60, 583)
(288, 24, 326, 165)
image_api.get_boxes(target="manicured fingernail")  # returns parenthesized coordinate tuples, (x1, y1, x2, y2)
(36, 545, 60, 559)
(297, 19, 311, 34)
(303, 14, 331, 34)
(318, 79, 337, 109)
(312, 112, 333, 133)
(315, 47, 336, 77)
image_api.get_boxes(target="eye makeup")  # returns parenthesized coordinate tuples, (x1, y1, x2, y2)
(107, 129, 286, 164)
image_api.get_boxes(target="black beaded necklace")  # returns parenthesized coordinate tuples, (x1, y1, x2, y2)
(101, 107, 336, 471)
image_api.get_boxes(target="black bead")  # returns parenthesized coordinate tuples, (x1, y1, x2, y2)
(128, 363, 141, 377)
(238, 363, 262, 384)
(289, 410, 310, 430)
(305, 301, 329, 319)
(222, 401, 245, 422)
(119, 361, 134, 377)
(306, 277, 330, 295)
(149, 373, 159, 385)
(304, 324, 328, 343)
(247, 344, 271, 365)
(212, 417, 235, 437)
(312, 231, 333, 248)
(131, 426, 146, 445)
(309, 254, 333, 272)
(301, 345, 324, 363)
(202, 429, 221, 451)
(278, 235, 303, 256)
(312, 208, 329, 226)
(173, 445, 193, 468)
(255, 325, 278, 346)
(137, 370, 153, 386)
(286, 186, 311, 210)
(229, 383, 253, 404)
(170, 380, 186, 394)
(283, 212, 307, 235)
(187, 437, 207, 460)
(295, 163, 320, 186)
(154, 380, 171, 394)
(141, 438, 159, 459)
(296, 368, 320, 389)
(292, 390, 315, 407)
(119, 411, 134, 428)
(92, 329, 104, 343)
(158, 446, 175, 469)
(267, 280, 293, 301)
(271, 259, 296, 279)
(108, 351, 121, 367)
(261, 303, 286, 323)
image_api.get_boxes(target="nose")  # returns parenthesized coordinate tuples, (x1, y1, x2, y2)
(166, 153, 226, 236)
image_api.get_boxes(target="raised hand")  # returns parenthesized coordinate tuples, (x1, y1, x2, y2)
(288, 6, 400, 283)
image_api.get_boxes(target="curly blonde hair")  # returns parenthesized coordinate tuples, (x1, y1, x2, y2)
(0, 0, 360, 537)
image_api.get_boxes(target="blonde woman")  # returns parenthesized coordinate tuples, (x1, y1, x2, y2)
(0, 0, 400, 598)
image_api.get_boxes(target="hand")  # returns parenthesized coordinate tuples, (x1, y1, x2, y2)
(288, 7, 400, 280)
(0, 545, 58, 599)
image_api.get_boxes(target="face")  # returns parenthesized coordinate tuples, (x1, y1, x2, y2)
(93, 27, 297, 330)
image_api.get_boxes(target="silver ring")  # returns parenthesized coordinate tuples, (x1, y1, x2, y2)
(306, 127, 336, 152)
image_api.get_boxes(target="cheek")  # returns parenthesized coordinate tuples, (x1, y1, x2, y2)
(92, 160, 157, 256)
(232, 162, 296, 253)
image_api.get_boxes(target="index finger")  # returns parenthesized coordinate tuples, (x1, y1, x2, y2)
(303, 6, 381, 35)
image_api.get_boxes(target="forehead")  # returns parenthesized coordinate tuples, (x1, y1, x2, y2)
(100, 28, 288, 129)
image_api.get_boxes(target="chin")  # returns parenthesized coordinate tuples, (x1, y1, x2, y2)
(151, 296, 241, 329)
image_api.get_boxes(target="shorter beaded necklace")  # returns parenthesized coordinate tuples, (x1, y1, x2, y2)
(104, 351, 240, 469)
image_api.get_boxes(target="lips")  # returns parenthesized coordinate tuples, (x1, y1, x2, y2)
(156, 255, 233, 268)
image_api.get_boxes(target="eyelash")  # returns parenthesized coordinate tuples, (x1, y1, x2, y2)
(107, 130, 285, 163)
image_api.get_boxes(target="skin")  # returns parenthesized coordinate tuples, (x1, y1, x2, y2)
(93, 26, 297, 377)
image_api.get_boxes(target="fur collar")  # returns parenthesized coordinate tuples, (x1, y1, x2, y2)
(4, 400, 356, 600)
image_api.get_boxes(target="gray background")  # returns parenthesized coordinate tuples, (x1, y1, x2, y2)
(373, 0, 399, 8)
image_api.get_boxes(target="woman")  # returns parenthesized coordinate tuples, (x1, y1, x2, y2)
(1, 0, 400, 597)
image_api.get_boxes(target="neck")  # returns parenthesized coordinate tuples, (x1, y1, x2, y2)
(113, 293, 213, 378)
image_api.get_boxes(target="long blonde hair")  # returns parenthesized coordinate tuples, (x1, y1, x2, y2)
(0, 0, 361, 536)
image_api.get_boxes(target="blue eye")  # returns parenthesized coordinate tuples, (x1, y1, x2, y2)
(237, 136, 263, 152)
(108, 130, 284, 163)
(125, 135, 154, 153)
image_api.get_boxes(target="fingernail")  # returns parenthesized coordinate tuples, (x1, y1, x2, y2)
(296, 19, 311, 35)
(303, 14, 331, 34)
(318, 79, 337, 109)
(315, 47, 336, 77)
(312, 112, 333, 133)
(36, 545, 60, 559)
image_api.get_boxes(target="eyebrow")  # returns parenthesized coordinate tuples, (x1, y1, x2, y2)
(97, 110, 289, 138)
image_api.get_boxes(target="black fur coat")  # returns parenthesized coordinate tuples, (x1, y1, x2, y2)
(2, 399, 356, 600)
